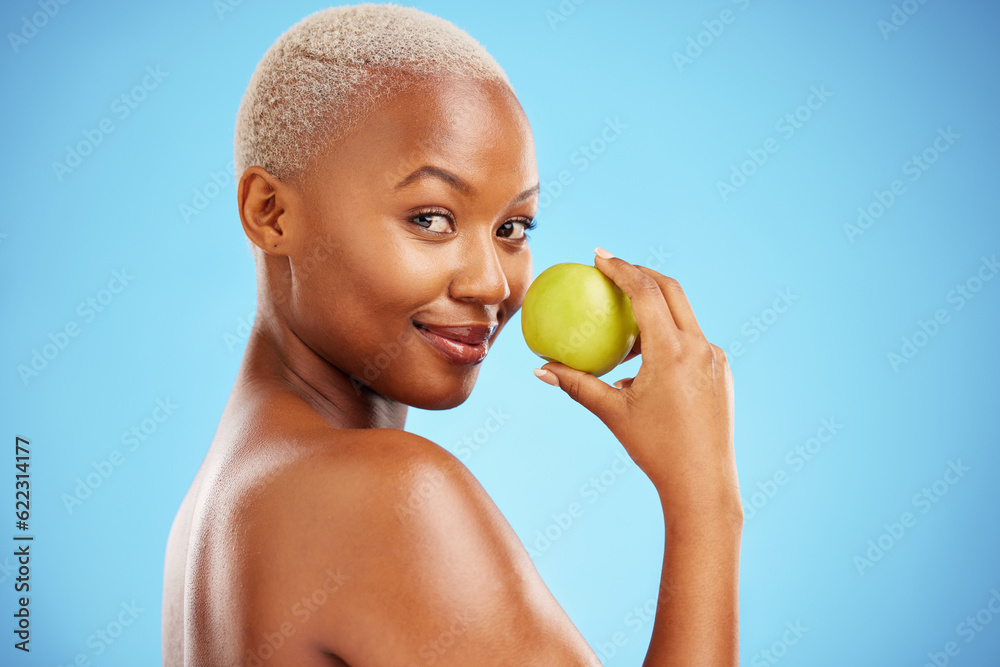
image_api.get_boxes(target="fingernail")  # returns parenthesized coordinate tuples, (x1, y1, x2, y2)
(594, 247, 614, 260)
(533, 368, 559, 387)
(612, 379, 624, 389)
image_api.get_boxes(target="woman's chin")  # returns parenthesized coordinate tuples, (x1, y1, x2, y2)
(396, 370, 480, 411)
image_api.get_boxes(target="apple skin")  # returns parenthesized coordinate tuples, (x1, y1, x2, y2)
(521, 262, 638, 377)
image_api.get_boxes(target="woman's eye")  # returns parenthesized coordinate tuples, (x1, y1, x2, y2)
(497, 219, 535, 240)
(410, 211, 535, 240)
(411, 212, 452, 233)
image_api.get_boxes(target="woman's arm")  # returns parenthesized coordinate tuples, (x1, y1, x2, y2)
(537, 248, 743, 666)
(644, 502, 743, 665)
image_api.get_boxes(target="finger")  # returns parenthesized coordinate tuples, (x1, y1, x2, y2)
(535, 361, 626, 436)
(634, 265, 704, 337)
(612, 377, 634, 390)
(593, 249, 676, 360)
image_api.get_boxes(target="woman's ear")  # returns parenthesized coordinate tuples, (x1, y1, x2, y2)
(238, 166, 294, 256)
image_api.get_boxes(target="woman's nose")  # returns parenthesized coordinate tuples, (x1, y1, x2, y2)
(448, 236, 511, 306)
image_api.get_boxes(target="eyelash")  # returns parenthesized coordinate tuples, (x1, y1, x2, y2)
(409, 207, 537, 242)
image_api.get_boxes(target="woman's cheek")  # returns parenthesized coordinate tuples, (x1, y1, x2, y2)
(505, 250, 533, 312)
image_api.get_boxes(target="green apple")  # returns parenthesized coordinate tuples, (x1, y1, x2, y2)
(521, 262, 638, 377)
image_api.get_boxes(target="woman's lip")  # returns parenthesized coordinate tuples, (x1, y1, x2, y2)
(413, 323, 489, 366)
(412, 321, 497, 345)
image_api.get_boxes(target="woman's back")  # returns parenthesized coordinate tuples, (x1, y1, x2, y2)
(162, 389, 358, 666)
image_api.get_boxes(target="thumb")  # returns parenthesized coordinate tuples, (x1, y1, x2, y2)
(534, 361, 625, 433)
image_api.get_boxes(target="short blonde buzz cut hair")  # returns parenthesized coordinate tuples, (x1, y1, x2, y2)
(234, 3, 513, 182)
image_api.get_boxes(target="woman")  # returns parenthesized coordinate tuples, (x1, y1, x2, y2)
(162, 4, 742, 665)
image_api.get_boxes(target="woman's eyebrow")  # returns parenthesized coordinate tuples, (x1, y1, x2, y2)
(510, 182, 540, 206)
(395, 165, 472, 195)
(394, 165, 539, 206)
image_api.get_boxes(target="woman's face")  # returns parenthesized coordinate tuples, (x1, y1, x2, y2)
(280, 76, 538, 411)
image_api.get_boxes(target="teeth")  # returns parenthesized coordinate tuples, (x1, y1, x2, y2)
(413, 323, 485, 346)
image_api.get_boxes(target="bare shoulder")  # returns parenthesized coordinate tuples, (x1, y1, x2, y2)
(238, 426, 601, 666)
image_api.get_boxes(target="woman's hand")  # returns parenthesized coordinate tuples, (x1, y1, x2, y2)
(534, 248, 739, 517)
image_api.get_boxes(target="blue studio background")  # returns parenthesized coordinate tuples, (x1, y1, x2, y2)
(3, 0, 999, 664)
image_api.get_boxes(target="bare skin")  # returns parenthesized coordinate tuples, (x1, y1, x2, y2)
(162, 74, 742, 666)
